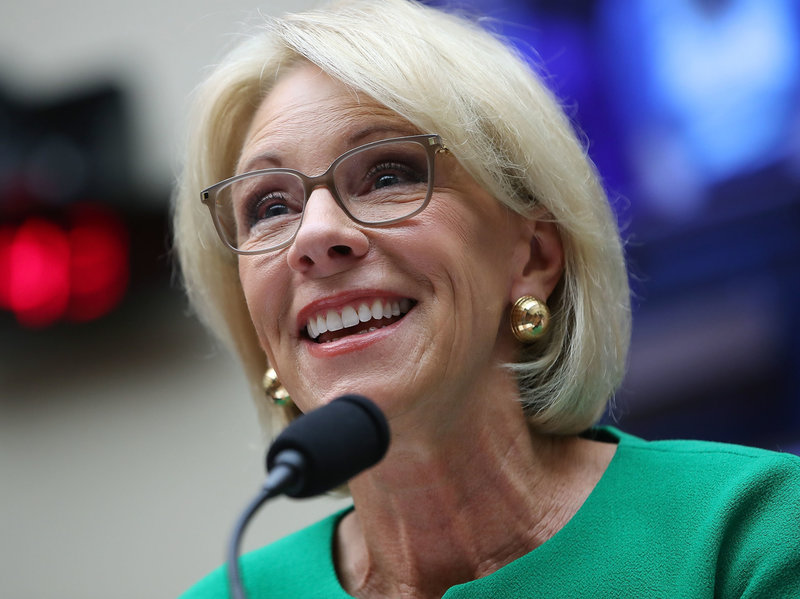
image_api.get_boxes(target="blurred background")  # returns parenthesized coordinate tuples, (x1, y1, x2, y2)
(1, 0, 798, 597)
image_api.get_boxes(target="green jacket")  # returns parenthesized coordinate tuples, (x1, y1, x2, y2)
(180, 427, 800, 598)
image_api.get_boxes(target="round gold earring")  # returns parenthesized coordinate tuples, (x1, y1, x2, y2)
(263, 367, 291, 406)
(510, 296, 550, 342)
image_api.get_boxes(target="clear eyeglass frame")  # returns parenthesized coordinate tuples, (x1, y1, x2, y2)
(200, 133, 447, 255)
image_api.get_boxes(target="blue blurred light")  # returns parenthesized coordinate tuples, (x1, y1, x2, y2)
(598, 0, 800, 216)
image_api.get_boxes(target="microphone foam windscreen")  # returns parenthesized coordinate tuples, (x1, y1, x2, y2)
(265, 394, 390, 498)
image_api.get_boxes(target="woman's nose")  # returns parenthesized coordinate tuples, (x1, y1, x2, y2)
(286, 187, 369, 275)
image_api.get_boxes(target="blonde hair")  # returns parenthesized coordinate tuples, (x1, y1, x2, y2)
(173, 0, 631, 437)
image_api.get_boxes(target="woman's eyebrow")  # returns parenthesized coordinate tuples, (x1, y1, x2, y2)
(346, 122, 419, 145)
(237, 122, 420, 175)
(237, 151, 282, 175)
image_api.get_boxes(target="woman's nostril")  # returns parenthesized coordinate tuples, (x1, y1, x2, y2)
(331, 245, 352, 256)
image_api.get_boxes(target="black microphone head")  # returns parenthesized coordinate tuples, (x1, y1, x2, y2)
(265, 394, 390, 498)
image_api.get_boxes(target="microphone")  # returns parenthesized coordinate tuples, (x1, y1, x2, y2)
(227, 394, 390, 599)
(266, 393, 391, 497)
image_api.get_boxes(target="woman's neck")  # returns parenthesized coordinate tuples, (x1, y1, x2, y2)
(334, 388, 616, 599)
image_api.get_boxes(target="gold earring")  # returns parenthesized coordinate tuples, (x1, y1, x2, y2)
(510, 296, 550, 342)
(263, 367, 291, 406)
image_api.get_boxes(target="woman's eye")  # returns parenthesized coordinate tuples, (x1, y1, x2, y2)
(367, 161, 423, 190)
(257, 198, 291, 219)
(375, 173, 402, 189)
(246, 192, 298, 226)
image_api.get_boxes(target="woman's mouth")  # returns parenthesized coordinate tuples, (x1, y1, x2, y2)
(304, 297, 414, 344)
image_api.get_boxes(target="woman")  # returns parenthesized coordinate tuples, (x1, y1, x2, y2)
(174, 1, 800, 597)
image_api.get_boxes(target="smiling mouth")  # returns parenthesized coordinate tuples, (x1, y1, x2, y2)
(304, 298, 414, 344)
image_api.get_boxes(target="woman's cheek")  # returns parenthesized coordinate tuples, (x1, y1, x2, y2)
(239, 259, 285, 353)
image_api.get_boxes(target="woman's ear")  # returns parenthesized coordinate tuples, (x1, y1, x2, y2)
(509, 210, 564, 303)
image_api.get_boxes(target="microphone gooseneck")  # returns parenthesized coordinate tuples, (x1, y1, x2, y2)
(227, 394, 390, 599)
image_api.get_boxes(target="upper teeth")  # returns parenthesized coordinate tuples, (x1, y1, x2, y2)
(306, 298, 411, 340)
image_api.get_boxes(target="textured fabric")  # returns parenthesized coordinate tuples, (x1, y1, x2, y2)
(179, 427, 800, 598)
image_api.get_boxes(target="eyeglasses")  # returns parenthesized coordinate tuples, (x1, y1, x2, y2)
(200, 134, 447, 255)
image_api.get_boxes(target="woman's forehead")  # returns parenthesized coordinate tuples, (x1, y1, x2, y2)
(237, 66, 420, 172)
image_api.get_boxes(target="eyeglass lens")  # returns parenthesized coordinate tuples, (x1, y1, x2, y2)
(213, 139, 432, 253)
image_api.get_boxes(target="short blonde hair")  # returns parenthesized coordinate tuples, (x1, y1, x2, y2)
(173, 0, 631, 438)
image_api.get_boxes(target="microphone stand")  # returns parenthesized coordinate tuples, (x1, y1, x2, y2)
(226, 450, 305, 599)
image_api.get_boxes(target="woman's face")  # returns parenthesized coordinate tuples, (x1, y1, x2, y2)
(237, 64, 534, 421)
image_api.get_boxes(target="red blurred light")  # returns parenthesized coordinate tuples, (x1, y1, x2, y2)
(9, 218, 71, 328)
(67, 206, 129, 322)
(0, 225, 15, 309)
(0, 204, 130, 328)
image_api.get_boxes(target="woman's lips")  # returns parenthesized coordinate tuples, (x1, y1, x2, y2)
(304, 297, 413, 343)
